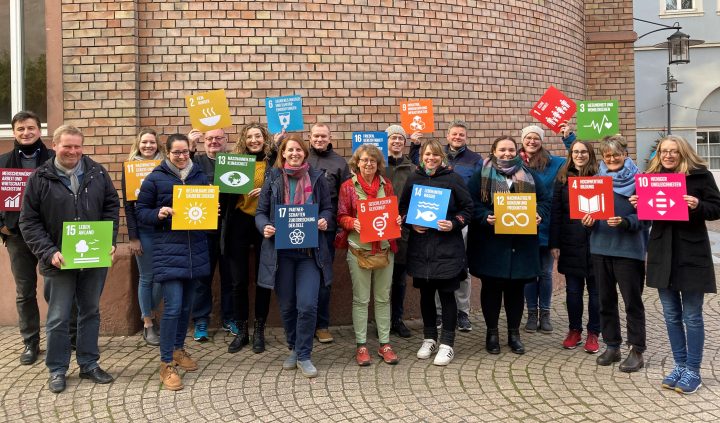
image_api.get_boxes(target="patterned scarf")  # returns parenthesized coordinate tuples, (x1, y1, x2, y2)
(598, 157, 638, 197)
(479, 156, 536, 203)
(283, 162, 312, 205)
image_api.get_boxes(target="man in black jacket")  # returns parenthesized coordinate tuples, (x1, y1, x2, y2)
(0, 111, 53, 365)
(19, 125, 119, 394)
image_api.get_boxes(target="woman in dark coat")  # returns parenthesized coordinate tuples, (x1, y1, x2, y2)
(631, 135, 720, 394)
(549, 139, 601, 353)
(398, 139, 473, 366)
(467, 136, 550, 355)
(136, 134, 211, 391)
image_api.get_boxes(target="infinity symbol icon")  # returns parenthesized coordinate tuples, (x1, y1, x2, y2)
(501, 213, 530, 227)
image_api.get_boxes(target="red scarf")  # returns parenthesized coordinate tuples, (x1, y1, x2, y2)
(357, 173, 381, 198)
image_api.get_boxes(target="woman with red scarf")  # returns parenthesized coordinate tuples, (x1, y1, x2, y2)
(336, 145, 402, 366)
(255, 134, 334, 378)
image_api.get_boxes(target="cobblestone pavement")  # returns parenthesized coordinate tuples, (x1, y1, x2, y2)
(4, 223, 720, 423)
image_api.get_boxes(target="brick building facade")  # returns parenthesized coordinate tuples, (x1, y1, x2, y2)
(0, 1, 638, 334)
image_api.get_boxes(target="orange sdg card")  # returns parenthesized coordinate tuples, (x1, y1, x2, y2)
(399, 100, 434, 134)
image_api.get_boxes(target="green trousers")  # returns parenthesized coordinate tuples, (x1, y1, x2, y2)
(347, 250, 395, 344)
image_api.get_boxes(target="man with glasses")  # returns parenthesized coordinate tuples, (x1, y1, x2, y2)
(187, 128, 235, 342)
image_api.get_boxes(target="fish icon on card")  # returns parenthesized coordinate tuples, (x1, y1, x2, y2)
(415, 210, 437, 222)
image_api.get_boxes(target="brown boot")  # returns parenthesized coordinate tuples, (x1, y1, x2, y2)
(172, 349, 198, 371)
(160, 362, 183, 391)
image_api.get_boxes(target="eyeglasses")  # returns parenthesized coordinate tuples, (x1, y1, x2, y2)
(204, 136, 226, 142)
(571, 150, 589, 155)
(359, 158, 377, 164)
(660, 150, 679, 157)
(602, 153, 622, 160)
(170, 150, 190, 157)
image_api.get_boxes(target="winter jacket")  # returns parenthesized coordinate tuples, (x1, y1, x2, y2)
(398, 166, 473, 280)
(646, 168, 720, 293)
(19, 156, 120, 276)
(588, 191, 649, 262)
(387, 155, 415, 264)
(466, 166, 551, 280)
(135, 160, 211, 283)
(410, 143, 482, 185)
(529, 155, 565, 247)
(308, 144, 351, 231)
(549, 177, 593, 278)
(255, 166, 334, 289)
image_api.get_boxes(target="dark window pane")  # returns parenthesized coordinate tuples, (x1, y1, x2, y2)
(23, 1, 46, 123)
(710, 132, 720, 144)
(0, 0, 10, 125)
(696, 132, 708, 144)
(681, 0, 693, 9)
(666, 0, 677, 10)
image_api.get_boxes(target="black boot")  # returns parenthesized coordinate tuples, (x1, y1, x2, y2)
(20, 338, 40, 365)
(252, 318, 266, 354)
(596, 346, 621, 366)
(619, 347, 644, 372)
(508, 329, 525, 354)
(485, 328, 500, 354)
(227, 320, 249, 353)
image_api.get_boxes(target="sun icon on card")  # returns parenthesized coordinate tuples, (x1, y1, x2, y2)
(184, 202, 207, 225)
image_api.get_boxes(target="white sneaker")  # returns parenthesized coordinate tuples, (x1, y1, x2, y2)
(433, 344, 454, 366)
(417, 339, 437, 359)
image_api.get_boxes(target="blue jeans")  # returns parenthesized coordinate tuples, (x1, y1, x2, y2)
(192, 232, 233, 323)
(44, 268, 107, 375)
(275, 249, 321, 361)
(525, 247, 553, 311)
(160, 279, 196, 363)
(316, 233, 334, 329)
(565, 274, 600, 334)
(136, 229, 161, 320)
(658, 288, 705, 372)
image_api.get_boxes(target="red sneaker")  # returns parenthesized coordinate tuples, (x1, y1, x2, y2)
(584, 332, 600, 354)
(356, 346, 372, 366)
(378, 344, 399, 365)
(562, 329, 582, 349)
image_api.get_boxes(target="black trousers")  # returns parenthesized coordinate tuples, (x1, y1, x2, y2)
(419, 285, 456, 347)
(480, 276, 530, 331)
(592, 254, 646, 352)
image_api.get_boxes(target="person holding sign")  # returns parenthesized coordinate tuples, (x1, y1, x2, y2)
(336, 145, 402, 366)
(255, 134, 334, 378)
(20, 125, 119, 394)
(398, 139, 473, 366)
(549, 140, 601, 353)
(0, 111, 54, 366)
(467, 136, 550, 355)
(136, 134, 211, 391)
(224, 123, 277, 354)
(518, 124, 573, 334)
(629, 136, 720, 393)
(581, 135, 649, 373)
(122, 128, 165, 347)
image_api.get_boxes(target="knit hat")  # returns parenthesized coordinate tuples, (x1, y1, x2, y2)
(385, 125, 407, 140)
(521, 125, 544, 142)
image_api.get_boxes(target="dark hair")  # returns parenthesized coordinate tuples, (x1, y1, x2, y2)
(276, 134, 310, 168)
(166, 133, 189, 152)
(557, 140, 599, 184)
(11, 111, 41, 129)
(490, 136, 517, 155)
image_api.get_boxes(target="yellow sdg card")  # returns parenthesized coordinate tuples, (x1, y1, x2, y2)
(123, 160, 161, 201)
(171, 185, 219, 230)
(493, 193, 537, 235)
(185, 89, 233, 131)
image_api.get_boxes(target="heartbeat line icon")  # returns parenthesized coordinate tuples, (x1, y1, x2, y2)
(582, 114, 613, 133)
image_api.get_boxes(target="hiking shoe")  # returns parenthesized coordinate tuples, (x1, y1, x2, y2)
(222, 319, 239, 336)
(539, 309, 553, 333)
(584, 332, 600, 354)
(433, 344, 454, 366)
(457, 311, 472, 332)
(391, 319, 412, 338)
(417, 339, 437, 359)
(378, 344, 399, 365)
(193, 320, 208, 342)
(662, 365, 686, 390)
(525, 309, 538, 332)
(297, 359, 318, 378)
(282, 350, 298, 370)
(315, 328, 334, 343)
(160, 362, 183, 391)
(356, 346, 372, 366)
(172, 349, 198, 371)
(562, 329, 582, 349)
(675, 369, 702, 394)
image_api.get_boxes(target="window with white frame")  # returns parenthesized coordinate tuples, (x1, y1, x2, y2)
(697, 131, 720, 170)
(0, 0, 46, 126)
(660, 0, 704, 16)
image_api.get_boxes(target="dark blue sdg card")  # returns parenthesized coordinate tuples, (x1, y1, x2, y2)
(274, 204, 319, 249)
(351, 132, 389, 163)
(406, 184, 451, 229)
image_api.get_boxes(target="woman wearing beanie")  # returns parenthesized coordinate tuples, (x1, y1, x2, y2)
(519, 124, 572, 334)
(225, 123, 277, 354)
(385, 124, 415, 338)
(467, 136, 550, 354)
(398, 139, 473, 366)
(582, 135, 649, 373)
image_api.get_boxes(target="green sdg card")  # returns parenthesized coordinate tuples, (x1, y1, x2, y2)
(214, 153, 256, 194)
(576, 100, 619, 140)
(61, 221, 114, 269)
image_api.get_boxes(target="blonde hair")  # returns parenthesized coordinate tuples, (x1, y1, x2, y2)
(127, 128, 165, 160)
(598, 134, 627, 156)
(348, 144, 386, 176)
(646, 135, 707, 175)
(53, 125, 84, 143)
(420, 139, 448, 167)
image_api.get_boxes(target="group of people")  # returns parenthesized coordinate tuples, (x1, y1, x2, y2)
(4, 111, 718, 396)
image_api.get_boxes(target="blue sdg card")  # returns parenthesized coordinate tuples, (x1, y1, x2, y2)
(406, 184, 451, 229)
(265, 95, 304, 134)
(274, 204, 319, 249)
(351, 132, 389, 163)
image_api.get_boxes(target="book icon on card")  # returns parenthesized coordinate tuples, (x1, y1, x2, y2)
(578, 194, 604, 214)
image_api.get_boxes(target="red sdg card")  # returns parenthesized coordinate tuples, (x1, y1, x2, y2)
(0, 168, 34, 211)
(530, 86, 577, 133)
(358, 195, 401, 243)
(568, 176, 614, 219)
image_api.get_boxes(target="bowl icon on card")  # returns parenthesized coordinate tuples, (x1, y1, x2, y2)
(199, 107, 221, 127)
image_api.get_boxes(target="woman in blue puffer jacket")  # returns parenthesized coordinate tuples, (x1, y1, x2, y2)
(136, 133, 211, 391)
